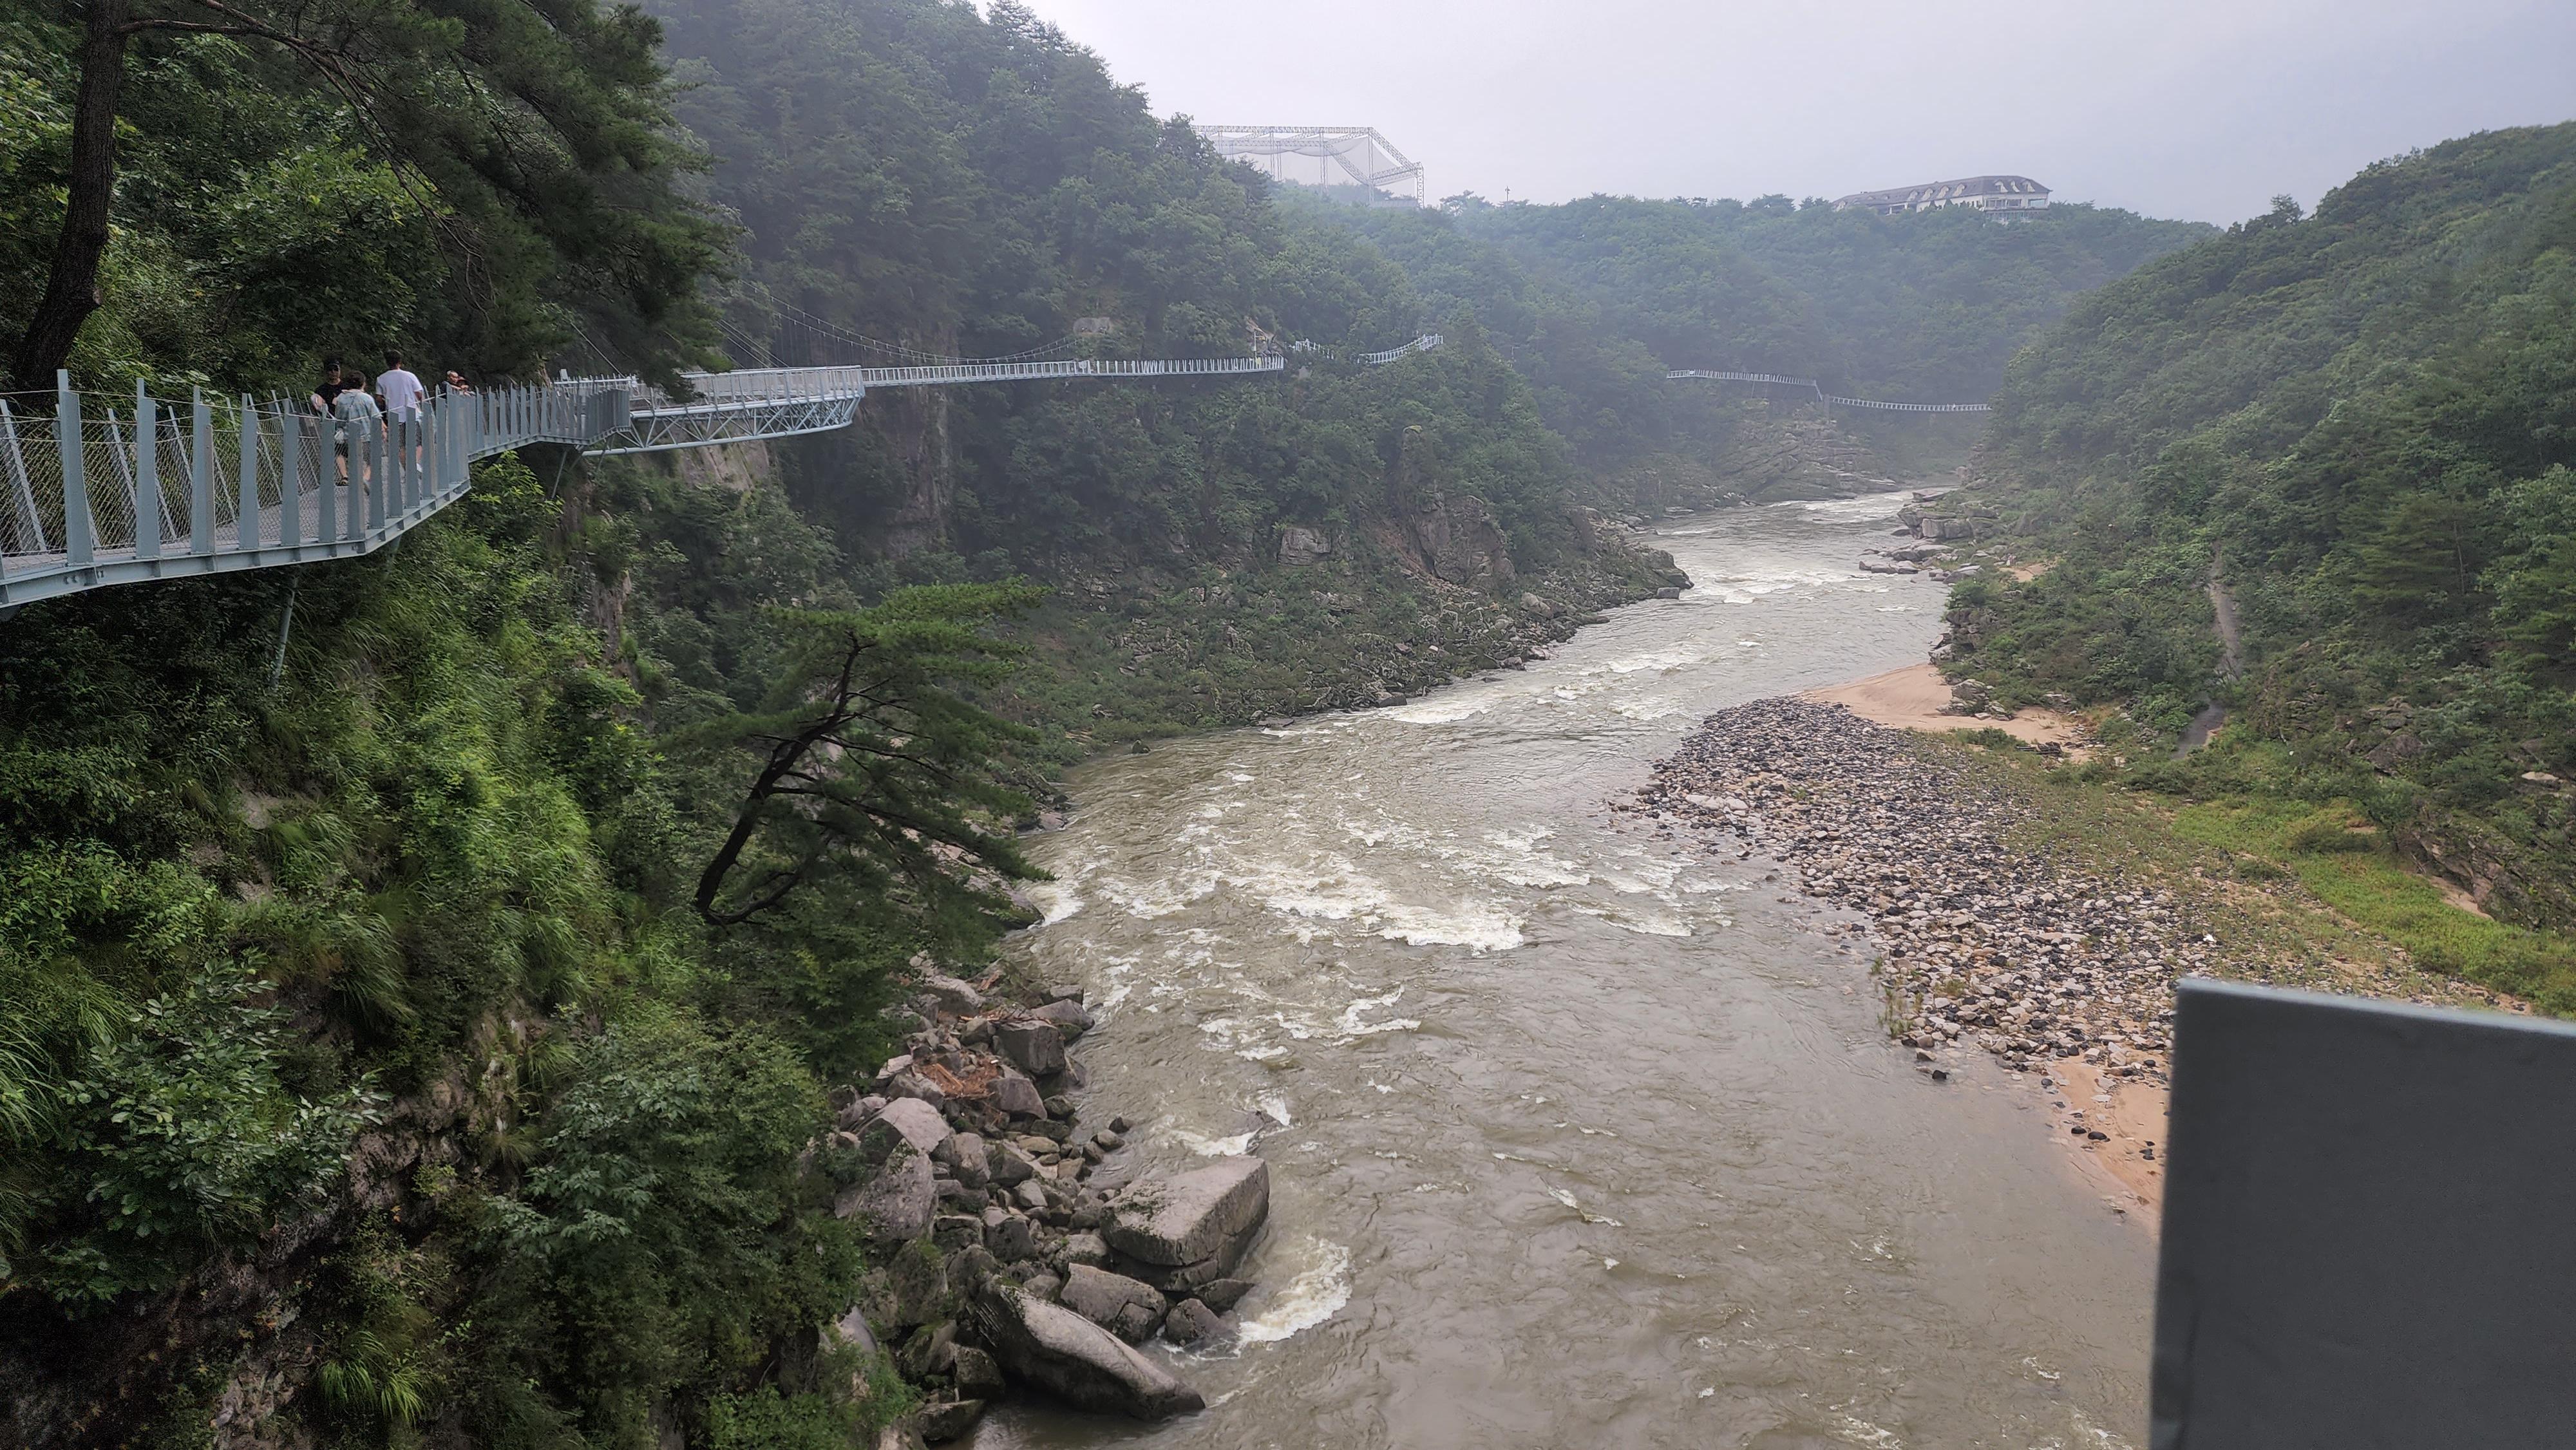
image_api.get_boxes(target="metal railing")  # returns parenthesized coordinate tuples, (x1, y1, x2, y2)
(1288, 334, 1445, 366)
(2, 373, 627, 607)
(1665, 369, 1821, 388)
(1822, 396, 1993, 414)
(846, 355, 1287, 388)
(3, 347, 1312, 608)
(587, 353, 1302, 455)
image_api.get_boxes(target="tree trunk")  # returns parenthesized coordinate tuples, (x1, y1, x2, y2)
(8, 0, 133, 391)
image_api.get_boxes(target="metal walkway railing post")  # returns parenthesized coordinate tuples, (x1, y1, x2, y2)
(365, 421, 386, 536)
(235, 395, 258, 551)
(133, 386, 160, 561)
(189, 391, 214, 555)
(57, 375, 93, 568)
(312, 410, 334, 543)
(284, 406, 307, 547)
(392, 416, 411, 522)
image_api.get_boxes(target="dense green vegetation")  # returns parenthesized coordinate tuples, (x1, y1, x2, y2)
(0, 0, 723, 393)
(1310, 189, 2211, 494)
(0, 449, 1038, 1442)
(0, 0, 2310, 1440)
(1946, 124, 2576, 984)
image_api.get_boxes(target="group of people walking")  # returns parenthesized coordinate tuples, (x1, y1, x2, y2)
(310, 352, 469, 431)
(310, 352, 470, 478)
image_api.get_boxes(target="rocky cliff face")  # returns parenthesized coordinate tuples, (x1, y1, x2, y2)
(873, 388, 957, 559)
(1406, 491, 1515, 587)
(1711, 413, 1906, 502)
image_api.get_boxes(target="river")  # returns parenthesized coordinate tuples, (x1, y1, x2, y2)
(978, 493, 2152, 1450)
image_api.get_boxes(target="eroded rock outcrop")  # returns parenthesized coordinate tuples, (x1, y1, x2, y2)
(966, 1280, 1206, 1420)
(1410, 493, 1516, 587)
(1103, 1158, 1269, 1291)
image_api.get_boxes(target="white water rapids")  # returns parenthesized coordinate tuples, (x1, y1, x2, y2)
(978, 493, 2152, 1449)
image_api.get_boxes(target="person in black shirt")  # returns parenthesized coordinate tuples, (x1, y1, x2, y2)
(310, 358, 350, 415)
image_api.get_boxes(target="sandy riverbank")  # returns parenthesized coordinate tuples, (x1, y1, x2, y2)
(1802, 663, 2093, 752)
(1630, 696, 2182, 1224)
(1800, 668, 2163, 1213)
(2048, 1059, 2166, 1218)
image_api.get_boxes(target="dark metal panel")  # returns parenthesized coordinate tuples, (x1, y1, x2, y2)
(2153, 979, 2576, 1448)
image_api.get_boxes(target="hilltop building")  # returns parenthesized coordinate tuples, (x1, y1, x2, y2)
(1833, 176, 2051, 216)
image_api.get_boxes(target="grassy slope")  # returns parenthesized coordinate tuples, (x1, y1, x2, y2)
(1935, 738, 2570, 1013)
(1937, 125, 2576, 993)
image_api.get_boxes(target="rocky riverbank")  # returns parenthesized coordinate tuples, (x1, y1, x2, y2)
(1629, 698, 2202, 1084)
(1065, 536, 1688, 728)
(822, 972, 1271, 1444)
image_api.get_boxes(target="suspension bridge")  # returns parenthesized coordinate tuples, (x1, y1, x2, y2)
(1665, 370, 1993, 413)
(0, 335, 1441, 610)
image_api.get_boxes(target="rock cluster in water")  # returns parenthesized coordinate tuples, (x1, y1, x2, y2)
(817, 972, 1265, 1443)
(1631, 698, 2209, 1080)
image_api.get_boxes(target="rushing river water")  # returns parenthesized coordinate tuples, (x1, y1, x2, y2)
(980, 493, 2152, 1450)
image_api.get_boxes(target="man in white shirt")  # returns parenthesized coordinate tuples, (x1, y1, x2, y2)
(377, 350, 425, 420)
(376, 349, 426, 470)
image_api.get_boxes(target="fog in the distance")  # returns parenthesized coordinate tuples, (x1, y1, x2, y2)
(1009, 0, 2576, 223)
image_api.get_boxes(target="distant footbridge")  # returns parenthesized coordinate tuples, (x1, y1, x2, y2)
(1665, 370, 1993, 413)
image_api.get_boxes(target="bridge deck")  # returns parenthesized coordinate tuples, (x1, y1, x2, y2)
(5, 480, 440, 598)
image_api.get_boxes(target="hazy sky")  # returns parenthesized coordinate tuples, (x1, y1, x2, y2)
(1009, 0, 2576, 223)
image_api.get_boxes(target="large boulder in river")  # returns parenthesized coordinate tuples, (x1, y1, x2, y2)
(1161, 1298, 1228, 1348)
(993, 1019, 1067, 1077)
(966, 1279, 1205, 1420)
(1104, 1158, 1268, 1288)
(1030, 999, 1094, 1040)
(1056, 1264, 1166, 1344)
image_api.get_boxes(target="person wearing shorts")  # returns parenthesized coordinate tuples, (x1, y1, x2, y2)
(378, 350, 426, 466)
(333, 377, 383, 488)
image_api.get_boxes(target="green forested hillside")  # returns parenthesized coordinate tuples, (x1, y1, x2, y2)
(1309, 189, 2211, 496)
(1944, 124, 2576, 955)
(0, 0, 1667, 1440)
(0, 455, 1013, 1443)
(0, 0, 723, 391)
(640, 0, 1674, 733)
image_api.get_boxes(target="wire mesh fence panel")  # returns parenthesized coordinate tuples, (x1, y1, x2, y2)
(149, 410, 192, 549)
(86, 414, 141, 554)
(1, 404, 64, 561)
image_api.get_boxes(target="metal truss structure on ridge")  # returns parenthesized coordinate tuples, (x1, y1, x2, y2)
(1665, 370, 1993, 414)
(1201, 126, 1425, 204)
